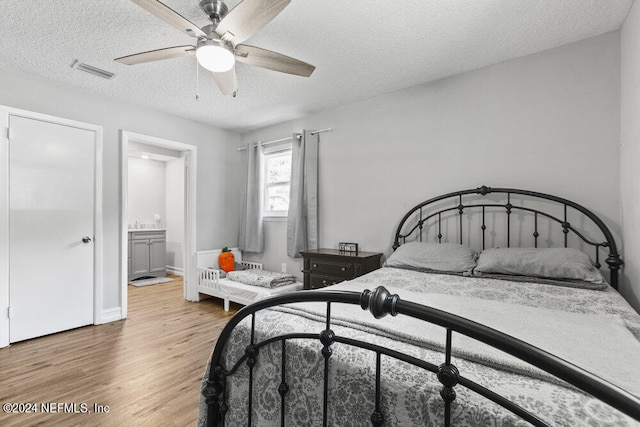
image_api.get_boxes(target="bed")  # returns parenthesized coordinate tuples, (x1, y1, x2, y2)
(199, 186, 640, 426)
(197, 248, 303, 311)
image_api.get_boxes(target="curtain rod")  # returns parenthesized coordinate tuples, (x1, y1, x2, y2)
(311, 127, 332, 135)
(237, 128, 333, 151)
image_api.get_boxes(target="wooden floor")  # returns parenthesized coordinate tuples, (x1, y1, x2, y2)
(0, 276, 237, 426)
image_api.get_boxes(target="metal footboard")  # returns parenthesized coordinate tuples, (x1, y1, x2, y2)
(202, 286, 640, 426)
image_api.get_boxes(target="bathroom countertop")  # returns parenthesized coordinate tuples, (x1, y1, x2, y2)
(128, 228, 166, 232)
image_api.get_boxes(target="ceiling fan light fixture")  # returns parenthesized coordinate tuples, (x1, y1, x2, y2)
(196, 39, 234, 72)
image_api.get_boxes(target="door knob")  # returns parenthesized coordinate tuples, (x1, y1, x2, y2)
(82, 236, 92, 243)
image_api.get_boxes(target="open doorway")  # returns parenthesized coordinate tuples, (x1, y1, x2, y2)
(120, 131, 197, 319)
(128, 142, 184, 277)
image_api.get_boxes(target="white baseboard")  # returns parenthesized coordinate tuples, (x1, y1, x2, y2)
(99, 307, 123, 324)
(166, 265, 184, 276)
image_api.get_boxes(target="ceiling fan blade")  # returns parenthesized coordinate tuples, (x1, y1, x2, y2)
(130, 0, 207, 38)
(215, 0, 290, 45)
(212, 66, 238, 97)
(115, 46, 195, 65)
(234, 44, 315, 77)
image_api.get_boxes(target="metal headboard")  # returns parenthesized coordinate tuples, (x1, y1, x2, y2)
(393, 185, 623, 290)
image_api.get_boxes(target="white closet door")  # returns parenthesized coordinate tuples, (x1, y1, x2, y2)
(9, 115, 95, 342)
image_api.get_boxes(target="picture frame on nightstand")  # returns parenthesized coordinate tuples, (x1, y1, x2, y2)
(338, 242, 358, 254)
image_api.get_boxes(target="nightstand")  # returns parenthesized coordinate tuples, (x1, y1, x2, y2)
(300, 249, 383, 290)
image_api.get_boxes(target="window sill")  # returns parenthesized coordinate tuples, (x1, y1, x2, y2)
(263, 216, 287, 222)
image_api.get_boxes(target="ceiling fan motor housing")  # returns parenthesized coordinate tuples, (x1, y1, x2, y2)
(200, 0, 228, 25)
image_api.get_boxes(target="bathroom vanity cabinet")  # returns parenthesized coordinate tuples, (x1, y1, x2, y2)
(128, 230, 166, 280)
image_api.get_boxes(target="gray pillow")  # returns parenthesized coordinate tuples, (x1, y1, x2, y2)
(384, 242, 477, 274)
(474, 247, 605, 284)
(214, 262, 247, 279)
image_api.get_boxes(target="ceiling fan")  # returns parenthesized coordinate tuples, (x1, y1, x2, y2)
(115, 0, 316, 97)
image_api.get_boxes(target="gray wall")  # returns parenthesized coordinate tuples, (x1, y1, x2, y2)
(620, 3, 640, 312)
(241, 33, 624, 302)
(0, 64, 242, 314)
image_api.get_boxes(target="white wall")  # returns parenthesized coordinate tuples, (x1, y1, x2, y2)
(620, 3, 640, 312)
(166, 156, 185, 271)
(0, 65, 242, 317)
(128, 157, 166, 227)
(241, 34, 623, 293)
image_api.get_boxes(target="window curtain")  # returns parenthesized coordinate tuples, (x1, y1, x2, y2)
(238, 143, 264, 253)
(287, 130, 319, 257)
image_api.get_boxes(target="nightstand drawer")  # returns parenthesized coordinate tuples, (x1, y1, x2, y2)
(309, 275, 344, 289)
(309, 258, 353, 279)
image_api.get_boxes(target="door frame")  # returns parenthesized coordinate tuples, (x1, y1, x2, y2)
(0, 105, 103, 348)
(120, 131, 198, 318)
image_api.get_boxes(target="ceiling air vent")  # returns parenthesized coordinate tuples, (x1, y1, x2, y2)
(71, 60, 115, 80)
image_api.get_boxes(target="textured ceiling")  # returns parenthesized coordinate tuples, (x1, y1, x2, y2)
(0, 0, 633, 132)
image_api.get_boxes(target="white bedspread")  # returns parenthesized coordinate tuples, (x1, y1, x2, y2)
(217, 277, 303, 304)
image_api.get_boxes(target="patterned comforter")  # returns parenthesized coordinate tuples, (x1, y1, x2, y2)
(199, 267, 640, 426)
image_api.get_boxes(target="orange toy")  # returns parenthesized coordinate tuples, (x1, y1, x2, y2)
(218, 247, 235, 272)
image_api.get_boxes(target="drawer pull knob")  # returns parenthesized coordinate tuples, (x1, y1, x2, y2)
(341, 267, 346, 271)
(322, 280, 327, 285)
(313, 264, 318, 268)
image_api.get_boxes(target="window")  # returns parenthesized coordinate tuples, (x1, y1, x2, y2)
(263, 145, 292, 217)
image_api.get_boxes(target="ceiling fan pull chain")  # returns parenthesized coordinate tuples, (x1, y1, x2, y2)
(195, 60, 200, 101)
